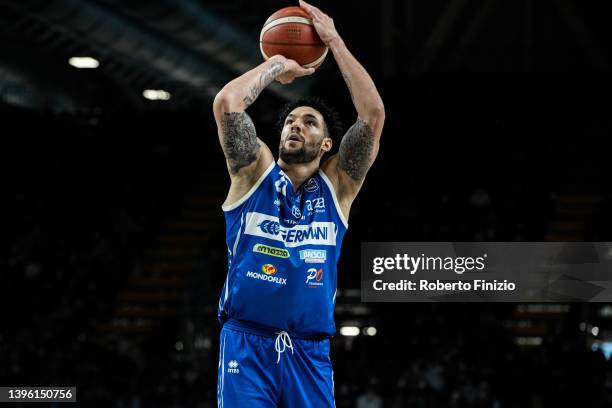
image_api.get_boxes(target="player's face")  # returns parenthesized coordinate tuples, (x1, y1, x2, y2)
(279, 106, 331, 164)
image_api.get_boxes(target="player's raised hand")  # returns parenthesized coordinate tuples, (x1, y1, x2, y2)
(298, 0, 340, 46)
(275, 57, 315, 84)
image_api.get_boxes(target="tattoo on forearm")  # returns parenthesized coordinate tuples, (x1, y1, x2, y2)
(338, 119, 374, 181)
(221, 111, 260, 174)
(243, 61, 285, 107)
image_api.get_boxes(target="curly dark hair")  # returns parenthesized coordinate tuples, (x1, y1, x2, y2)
(276, 97, 343, 161)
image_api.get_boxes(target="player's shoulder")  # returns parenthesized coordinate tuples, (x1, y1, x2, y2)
(222, 139, 275, 209)
(319, 155, 339, 184)
(319, 155, 353, 221)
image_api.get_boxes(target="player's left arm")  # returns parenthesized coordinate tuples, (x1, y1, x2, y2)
(300, 0, 385, 218)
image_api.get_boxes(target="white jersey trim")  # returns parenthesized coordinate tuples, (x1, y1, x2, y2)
(318, 169, 349, 229)
(222, 162, 275, 212)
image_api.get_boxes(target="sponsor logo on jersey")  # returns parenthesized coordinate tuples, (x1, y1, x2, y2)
(244, 212, 336, 248)
(253, 244, 289, 258)
(299, 249, 327, 263)
(306, 268, 324, 287)
(259, 220, 282, 235)
(305, 197, 325, 213)
(246, 270, 287, 285)
(261, 264, 277, 275)
(227, 360, 240, 374)
(304, 178, 319, 192)
(291, 205, 302, 219)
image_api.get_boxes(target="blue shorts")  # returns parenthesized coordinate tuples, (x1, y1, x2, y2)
(216, 321, 335, 408)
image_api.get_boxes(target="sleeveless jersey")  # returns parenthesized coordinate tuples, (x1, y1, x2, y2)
(218, 162, 348, 337)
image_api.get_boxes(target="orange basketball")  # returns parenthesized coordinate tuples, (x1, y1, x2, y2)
(260, 6, 328, 69)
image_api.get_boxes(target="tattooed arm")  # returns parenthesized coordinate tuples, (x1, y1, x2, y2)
(302, 1, 385, 216)
(333, 35, 384, 185)
(213, 55, 314, 205)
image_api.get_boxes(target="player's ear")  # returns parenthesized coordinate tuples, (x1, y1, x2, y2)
(321, 136, 332, 153)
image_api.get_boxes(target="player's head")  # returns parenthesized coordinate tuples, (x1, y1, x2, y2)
(276, 97, 343, 165)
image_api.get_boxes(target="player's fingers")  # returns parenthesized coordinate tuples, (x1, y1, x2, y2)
(299, 0, 317, 16)
(299, 0, 313, 9)
(297, 66, 315, 76)
(316, 7, 328, 17)
(309, 6, 323, 18)
(298, 1, 314, 17)
(302, 0, 323, 17)
(318, 12, 331, 23)
(311, 13, 326, 25)
(316, 12, 330, 25)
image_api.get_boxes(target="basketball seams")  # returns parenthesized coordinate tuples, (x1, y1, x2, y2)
(260, 16, 313, 41)
(260, 44, 328, 68)
(301, 47, 328, 68)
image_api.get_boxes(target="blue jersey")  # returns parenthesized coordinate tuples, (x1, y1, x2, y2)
(218, 162, 348, 337)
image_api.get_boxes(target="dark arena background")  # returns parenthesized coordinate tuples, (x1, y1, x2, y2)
(3, 1, 612, 407)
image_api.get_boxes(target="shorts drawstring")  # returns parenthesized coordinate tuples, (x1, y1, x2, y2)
(274, 331, 294, 363)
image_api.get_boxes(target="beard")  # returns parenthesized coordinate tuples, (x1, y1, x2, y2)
(279, 139, 322, 164)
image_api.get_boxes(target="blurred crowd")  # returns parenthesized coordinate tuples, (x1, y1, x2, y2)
(3, 107, 612, 407)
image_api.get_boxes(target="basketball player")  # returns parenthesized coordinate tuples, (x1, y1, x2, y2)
(214, 1, 384, 406)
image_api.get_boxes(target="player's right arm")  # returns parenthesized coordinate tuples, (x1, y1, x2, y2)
(213, 55, 314, 205)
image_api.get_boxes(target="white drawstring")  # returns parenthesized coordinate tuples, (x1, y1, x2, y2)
(274, 331, 294, 363)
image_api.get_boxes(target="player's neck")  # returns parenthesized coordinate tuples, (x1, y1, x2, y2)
(277, 158, 320, 192)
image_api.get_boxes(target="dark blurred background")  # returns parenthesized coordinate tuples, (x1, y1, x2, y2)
(2, 0, 612, 407)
